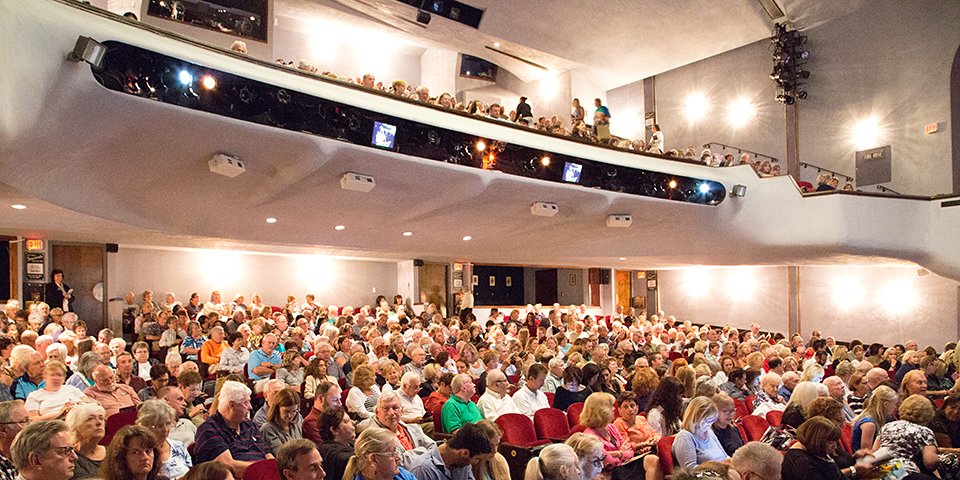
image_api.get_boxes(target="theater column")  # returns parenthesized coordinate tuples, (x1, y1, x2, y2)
(788, 266, 800, 339)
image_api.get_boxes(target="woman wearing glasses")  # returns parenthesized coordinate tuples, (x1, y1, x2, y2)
(259, 388, 303, 455)
(343, 427, 417, 480)
(565, 432, 605, 480)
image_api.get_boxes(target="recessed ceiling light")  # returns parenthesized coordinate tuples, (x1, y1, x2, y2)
(462, 236, 472, 241)
(265, 217, 277, 223)
(619, 257, 627, 260)
(335, 225, 345, 230)
(403, 232, 413, 236)
(493, 42, 500, 47)
(11, 204, 26, 210)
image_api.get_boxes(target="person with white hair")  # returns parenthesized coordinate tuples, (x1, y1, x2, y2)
(731, 441, 782, 480)
(751, 373, 786, 418)
(477, 369, 518, 419)
(66, 403, 106, 480)
(544, 357, 565, 394)
(356, 391, 435, 468)
(396, 372, 432, 436)
(193, 381, 272, 478)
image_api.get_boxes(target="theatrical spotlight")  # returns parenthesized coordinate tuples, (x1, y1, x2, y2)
(770, 22, 811, 105)
(68, 36, 107, 67)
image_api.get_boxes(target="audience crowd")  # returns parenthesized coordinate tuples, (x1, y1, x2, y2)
(1, 288, 958, 480)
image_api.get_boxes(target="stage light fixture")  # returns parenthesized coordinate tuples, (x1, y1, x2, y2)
(541, 156, 550, 166)
(68, 36, 107, 68)
(476, 141, 485, 151)
(731, 185, 747, 197)
(699, 184, 710, 193)
(202, 75, 217, 89)
(178, 70, 192, 85)
(669, 180, 677, 189)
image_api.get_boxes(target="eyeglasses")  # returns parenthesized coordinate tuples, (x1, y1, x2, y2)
(49, 446, 75, 457)
(374, 452, 400, 461)
(590, 456, 604, 467)
(0, 419, 28, 426)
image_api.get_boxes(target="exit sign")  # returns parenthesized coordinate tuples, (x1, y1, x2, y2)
(26, 239, 43, 251)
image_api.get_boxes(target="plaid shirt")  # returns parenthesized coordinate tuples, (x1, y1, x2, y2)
(0, 454, 17, 480)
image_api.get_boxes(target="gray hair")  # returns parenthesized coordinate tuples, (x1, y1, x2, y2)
(210, 326, 224, 336)
(10, 420, 68, 470)
(451, 373, 472, 394)
(77, 351, 103, 377)
(376, 390, 400, 408)
(109, 337, 126, 349)
(136, 399, 178, 427)
(66, 403, 106, 442)
(731, 441, 782, 480)
(0, 400, 24, 424)
(486, 369, 505, 388)
(62, 312, 78, 323)
(165, 351, 182, 365)
(46, 342, 68, 359)
(548, 357, 564, 370)
(400, 372, 420, 387)
(11, 345, 36, 370)
(217, 381, 251, 412)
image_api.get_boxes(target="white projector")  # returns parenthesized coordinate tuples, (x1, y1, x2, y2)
(341, 172, 376, 193)
(531, 202, 559, 217)
(606, 214, 632, 228)
(208, 154, 245, 178)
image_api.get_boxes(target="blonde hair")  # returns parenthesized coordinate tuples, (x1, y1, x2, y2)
(677, 366, 696, 398)
(352, 364, 376, 390)
(343, 427, 394, 480)
(785, 381, 820, 414)
(899, 394, 935, 425)
(900, 370, 927, 399)
(580, 392, 615, 429)
(565, 432, 603, 479)
(681, 396, 719, 432)
(799, 363, 824, 383)
(524, 443, 579, 480)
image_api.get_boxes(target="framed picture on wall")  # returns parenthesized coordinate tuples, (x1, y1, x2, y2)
(506, 277, 512, 286)
(489, 276, 495, 286)
(472, 275, 478, 286)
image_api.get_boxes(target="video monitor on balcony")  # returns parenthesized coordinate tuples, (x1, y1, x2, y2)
(147, 0, 268, 42)
(372, 122, 397, 149)
(563, 162, 583, 183)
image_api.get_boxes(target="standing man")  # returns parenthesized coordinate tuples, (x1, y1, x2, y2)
(515, 96, 533, 125)
(0, 400, 28, 480)
(44, 269, 74, 313)
(648, 124, 664, 153)
(593, 98, 611, 141)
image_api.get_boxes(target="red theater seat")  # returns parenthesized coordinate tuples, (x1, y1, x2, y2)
(566, 402, 585, 428)
(734, 399, 749, 420)
(741, 415, 769, 442)
(496, 413, 551, 448)
(765, 410, 783, 427)
(534, 408, 571, 441)
(657, 436, 676, 474)
(245, 458, 282, 480)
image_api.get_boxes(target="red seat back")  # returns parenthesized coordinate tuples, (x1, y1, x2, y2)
(745, 395, 756, 413)
(534, 408, 571, 441)
(433, 404, 445, 433)
(733, 399, 749, 420)
(507, 375, 520, 384)
(567, 402, 585, 428)
(496, 413, 550, 447)
(101, 411, 139, 445)
(796, 181, 814, 192)
(657, 436, 676, 474)
(340, 388, 350, 408)
(736, 423, 749, 444)
(840, 423, 853, 455)
(936, 398, 946, 408)
(545, 392, 555, 407)
(765, 410, 783, 427)
(741, 415, 769, 442)
(245, 458, 282, 480)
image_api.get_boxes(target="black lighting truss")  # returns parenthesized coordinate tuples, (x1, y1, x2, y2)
(770, 23, 810, 105)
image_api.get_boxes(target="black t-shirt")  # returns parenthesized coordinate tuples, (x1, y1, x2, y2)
(782, 449, 842, 480)
(713, 423, 745, 457)
(930, 409, 960, 447)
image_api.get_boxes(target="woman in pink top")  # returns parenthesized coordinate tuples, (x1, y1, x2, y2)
(581, 392, 664, 480)
(612, 391, 661, 455)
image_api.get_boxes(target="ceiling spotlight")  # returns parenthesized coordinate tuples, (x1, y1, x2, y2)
(493, 42, 500, 47)
(541, 156, 550, 166)
(462, 236, 472, 241)
(476, 141, 486, 151)
(335, 225, 345, 230)
(11, 204, 26, 210)
(699, 184, 710, 193)
(403, 232, 413, 236)
(669, 180, 677, 189)
(201, 75, 217, 89)
(178, 70, 193, 85)
(265, 217, 277, 223)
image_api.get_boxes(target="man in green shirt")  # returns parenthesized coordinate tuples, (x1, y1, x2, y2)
(440, 373, 481, 433)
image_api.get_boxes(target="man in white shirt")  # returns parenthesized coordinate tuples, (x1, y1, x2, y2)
(397, 372, 432, 437)
(542, 358, 564, 394)
(513, 364, 549, 420)
(477, 369, 517, 419)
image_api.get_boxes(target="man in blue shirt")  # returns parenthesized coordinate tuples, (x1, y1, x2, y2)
(194, 381, 271, 479)
(247, 333, 281, 392)
(408, 422, 494, 480)
(12, 352, 45, 401)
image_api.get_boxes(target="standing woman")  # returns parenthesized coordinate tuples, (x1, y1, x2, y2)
(259, 388, 303, 455)
(67, 403, 107, 480)
(99, 425, 163, 480)
(571, 99, 586, 127)
(342, 427, 417, 480)
(136, 400, 191, 480)
(45, 269, 75, 313)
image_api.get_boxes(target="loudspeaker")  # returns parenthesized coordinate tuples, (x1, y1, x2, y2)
(416, 10, 431, 24)
(600, 270, 611, 285)
(414, 259, 425, 267)
(106, 243, 119, 253)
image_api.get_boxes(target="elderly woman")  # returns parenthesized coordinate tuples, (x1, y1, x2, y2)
(343, 427, 417, 480)
(932, 393, 960, 448)
(524, 443, 581, 480)
(612, 391, 660, 455)
(67, 403, 107, 480)
(260, 387, 302, 454)
(217, 332, 248, 374)
(276, 350, 306, 387)
(895, 350, 922, 387)
(27, 360, 91, 420)
(379, 360, 402, 394)
(582, 392, 662, 480)
(565, 432, 605, 480)
(876, 394, 956, 478)
(673, 396, 729, 470)
(99, 425, 163, 480)
(781, 381, 821, 429)
(136, 400, 191, 480)
(852, 385, 898, 452)
(317, 406, 356, 480)
(67, 352, 101, 390)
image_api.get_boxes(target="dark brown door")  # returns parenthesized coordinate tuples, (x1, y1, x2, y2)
(51, 244, 105, 333)
(535, 269, 558, 305)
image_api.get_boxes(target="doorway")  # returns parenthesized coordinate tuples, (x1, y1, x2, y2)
(535, 269, 558, 305)
(51, 244, 106, 333)
(615, 270, 632, 311)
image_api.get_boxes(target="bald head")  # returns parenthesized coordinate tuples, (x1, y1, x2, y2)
(823, 376, 845, 399)
(781, 371, 800, 392)
(866, 368, 889, 389)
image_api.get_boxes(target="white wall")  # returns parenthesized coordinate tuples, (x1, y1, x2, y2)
(421, 49, 458, 97)
(107, 246, 399, 325)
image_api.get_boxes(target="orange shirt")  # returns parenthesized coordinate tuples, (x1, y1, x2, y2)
(200, 340, 226, 365)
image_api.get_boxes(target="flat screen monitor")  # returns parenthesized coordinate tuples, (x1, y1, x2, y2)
(372, 121, 397, 149)
(563, 162, 583, 183)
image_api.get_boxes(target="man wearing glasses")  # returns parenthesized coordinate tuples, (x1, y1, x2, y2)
(9, 420, 76, 480)
(0, 401, 28, 480)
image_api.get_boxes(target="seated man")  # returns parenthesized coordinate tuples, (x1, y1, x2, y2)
(778, 371, 800, 403)
(357, 391, 435, 469)
(115, 352, 148, 393)
(752, 373, 786, 418)
(247, 334, 281, 392)
(513, 363, 550, 420)
(441, 374, 481, 433)
(84, 365, 140, 417)
(193, 381, 272, 479)
(159, 386, 196, 445)
(408, 422, 496, 480)
(477, 369, 517, 419)
(303, 381, 342, 444)
(277, 439, 326, 480)
(200, 326, 227, 372)
(397, 372, 433, 437)
(730, 441, 782, 480)
(10, 420, 76, 480)
(11, 351, 45, 401)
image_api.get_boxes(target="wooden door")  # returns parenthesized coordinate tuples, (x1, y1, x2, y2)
(51, 244, 105, 333)
(615, 270, 632, 311)
(535, 269, 558, 305)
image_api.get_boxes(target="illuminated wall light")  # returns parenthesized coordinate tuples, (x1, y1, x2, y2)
(301, 255, 333, 291)
(685, 93, 708, 121)
(669, 180, 677, 189)
(685, 267, 709, 297)
(728, 99, 753, 126)
(203, 250, 240, 290)
(334, 225, 345, 230)
(476, 141, 486, 151)
(541, 72, 558, 98)
(832, 279, 861, 306)
(402, 232, 413, 236)
(462, 236, 472, 241)
(728, 274, 754, 299)
(201, 75, 217, 90)
(178, 70, 192, 85)
(11, 204, 26, 209)
(854, 118, 880, 149)
(541, 156, 550, 166)
(265, 217, 277, 223)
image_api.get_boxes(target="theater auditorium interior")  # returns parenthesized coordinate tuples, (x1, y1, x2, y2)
(1, 0, 960, 477)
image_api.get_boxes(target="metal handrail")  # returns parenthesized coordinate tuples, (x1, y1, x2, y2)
(798, 162, 853, 182)
(876, 185, 901, 195)
(702, 142, 779, 163)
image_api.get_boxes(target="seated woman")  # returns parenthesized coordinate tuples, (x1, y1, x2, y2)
(260, 386, 303, 455)
(136, 400, 192, 480)
(581, 392, 661, 480)
(877, 394, 954, 479)
(807, 397, 855, 470)
(931, 393, 960, 448)
(67, 403, 107, 480)
(553, 365, 591, 412)
(276, 350, 305, 387)
(783, 417, 869, 480)
(342, 427, 417, 480)
(646, 376, 684, 437)
(846, 372, 871, 416)
(473, 419, 510, 480)
(346, 364, 380, 419)
(781, 381, 820, 429)
(612, 391, 660, 455)
(26, 360, 91, 421)
(523, 443, 581, 480)
(673, 396, 729, 470)
(710, 393, 744, 457)
(317, 406, 356, 480)
(565, 432, 605, 480)
(852, 385, 898, 452)
(217, 332, 248, 374)
(99, 425, 164, 480)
